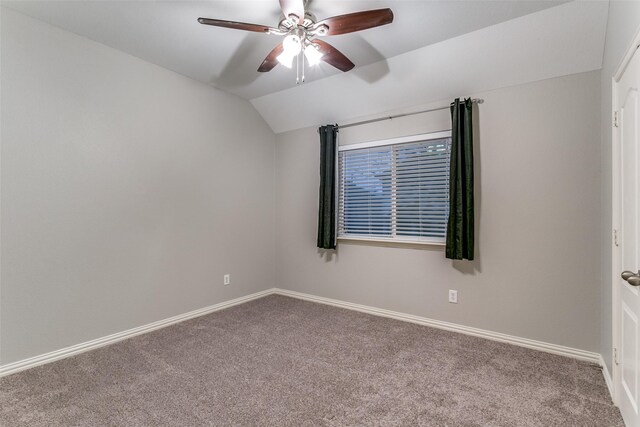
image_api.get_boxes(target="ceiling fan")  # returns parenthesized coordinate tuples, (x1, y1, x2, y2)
(198, 0, 393, 79)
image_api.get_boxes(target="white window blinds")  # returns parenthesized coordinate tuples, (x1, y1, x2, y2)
(338, 131, 451, 244)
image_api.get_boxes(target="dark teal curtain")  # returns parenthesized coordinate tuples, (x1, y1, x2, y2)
(446, 98, 474, 260)
(317, 125, 338, 249)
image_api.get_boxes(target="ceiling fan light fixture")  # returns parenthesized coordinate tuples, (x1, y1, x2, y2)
(277, 33, 302, 68)
(276, 51, 296, 68)
(282, 34, 302, 55)
(304, 44, 323, 66)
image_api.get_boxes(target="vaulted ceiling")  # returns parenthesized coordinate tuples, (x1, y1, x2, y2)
(3, 1, 608, 133)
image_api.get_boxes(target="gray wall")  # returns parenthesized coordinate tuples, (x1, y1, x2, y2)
(599, 0, 640, 373)
(0, 8, 276, 365)
(276, 71, 602, 352)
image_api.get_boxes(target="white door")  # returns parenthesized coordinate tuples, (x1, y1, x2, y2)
(615, 42, 640, 427)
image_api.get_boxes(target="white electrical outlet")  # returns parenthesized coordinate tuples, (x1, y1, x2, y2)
(223, 274, 230, 286)
(449, 290, 458, 304)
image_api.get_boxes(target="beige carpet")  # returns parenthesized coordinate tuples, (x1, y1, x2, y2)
(0, 295, 624, 426)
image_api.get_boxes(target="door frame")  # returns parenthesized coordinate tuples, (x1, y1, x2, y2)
(612, 29, 640, 408)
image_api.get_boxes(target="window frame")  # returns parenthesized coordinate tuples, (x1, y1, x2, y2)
(337, 130, 452, 247)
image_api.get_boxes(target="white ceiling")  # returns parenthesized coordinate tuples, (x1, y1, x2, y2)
(252, 0, 609, 133)
(2, 0, 568, 100)
(2, 0, 608, 133)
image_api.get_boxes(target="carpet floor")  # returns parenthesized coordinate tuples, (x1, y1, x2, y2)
(0, 295, 624, 426)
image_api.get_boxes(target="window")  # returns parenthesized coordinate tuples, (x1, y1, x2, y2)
(338, 131, 451, 245)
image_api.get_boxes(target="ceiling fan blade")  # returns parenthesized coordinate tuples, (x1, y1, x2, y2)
(258, 43, 285, 72)
(313, 40, 355, 72)
(279, 0, 305, 20)
(316, 8, 394, 36)
(198, 17, 274, 34)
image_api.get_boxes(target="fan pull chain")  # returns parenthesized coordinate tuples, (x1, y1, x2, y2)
(296, 52, 300, 84)
(295, 50, 305, 85)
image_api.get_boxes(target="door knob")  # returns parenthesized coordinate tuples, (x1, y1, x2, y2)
(628, 276, 640, 287)
(621, 271, 640, 286)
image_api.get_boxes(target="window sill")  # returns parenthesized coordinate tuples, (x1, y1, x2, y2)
(337, 236, 445, 249)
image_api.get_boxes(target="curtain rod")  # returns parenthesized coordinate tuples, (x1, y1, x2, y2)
(336, 98, 484, 130)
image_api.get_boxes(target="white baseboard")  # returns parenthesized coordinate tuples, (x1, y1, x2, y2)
(272, 288, 602, 364)
(0, 289, 274, 378)
(600, 354, 615, 403)
(0, 287, 606, 382)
